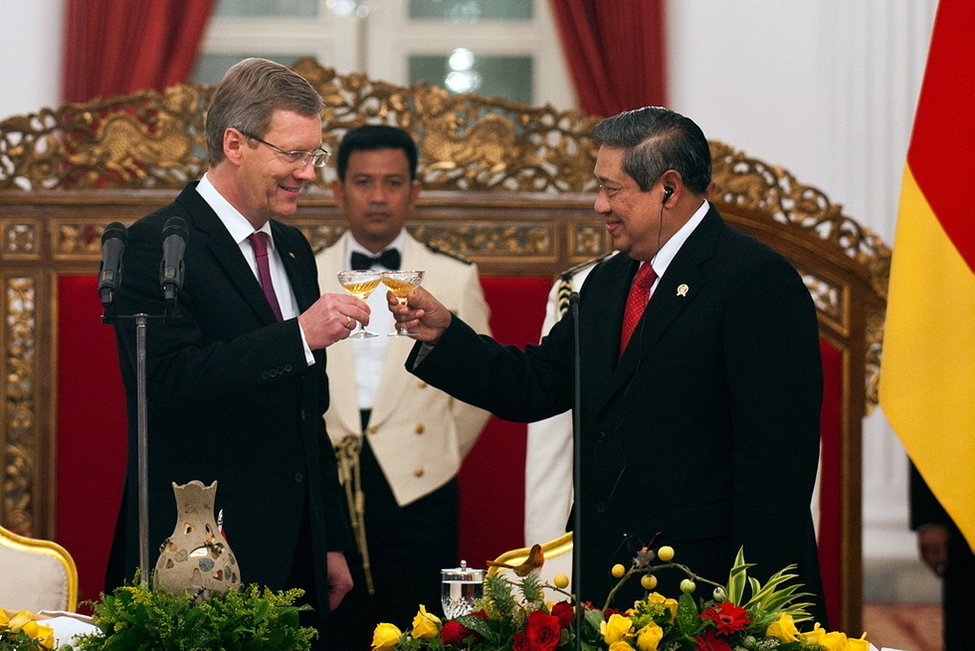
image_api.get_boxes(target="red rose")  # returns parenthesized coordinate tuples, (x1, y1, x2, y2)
(440, 620, 476, 646)
(603, 607, 622, 620)
(699, 601, 750, 635)
(551, 601, 574, 629)
(512, 631, 533, 651)
(525, 610, 561, 651)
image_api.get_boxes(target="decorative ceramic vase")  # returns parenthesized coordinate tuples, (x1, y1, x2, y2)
(153, 480, 241, 603)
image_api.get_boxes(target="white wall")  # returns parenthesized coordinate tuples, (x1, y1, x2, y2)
(667, 2, 939, 596)
(0, 0, 941, 600)
(0, 0, 64, 120)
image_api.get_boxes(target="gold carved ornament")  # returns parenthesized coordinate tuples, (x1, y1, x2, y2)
(0, 61, 889, 536)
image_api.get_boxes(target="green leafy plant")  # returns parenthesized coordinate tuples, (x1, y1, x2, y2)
(66, 582, 316, 651)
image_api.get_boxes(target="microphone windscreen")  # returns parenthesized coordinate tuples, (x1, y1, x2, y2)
(102, 222, 128, 244)
(162, 216, 188, 240)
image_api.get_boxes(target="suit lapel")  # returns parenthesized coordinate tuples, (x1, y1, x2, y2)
(271, 221, 314, 312)
(177, 187, 280, 324)
(606, 207, 723, 399)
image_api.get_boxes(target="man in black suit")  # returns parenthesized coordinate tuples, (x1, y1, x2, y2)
(910, 463, 975, 650)
(391, 106, 827, 624)
(106, 58, 366, 643)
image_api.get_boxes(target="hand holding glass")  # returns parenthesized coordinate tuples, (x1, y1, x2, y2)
(337, 270, 382, 338)
(381, 270, 425, 336)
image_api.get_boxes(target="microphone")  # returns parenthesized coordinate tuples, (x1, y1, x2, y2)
(160, 216, 188, 303)
(98, 222, 128, 307)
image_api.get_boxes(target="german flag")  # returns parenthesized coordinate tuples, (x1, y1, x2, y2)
(880, 0, 975, 551)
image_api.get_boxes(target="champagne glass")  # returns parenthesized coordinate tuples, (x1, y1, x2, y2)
(337, 270, 382, 338)
(381, 270, 425, 336)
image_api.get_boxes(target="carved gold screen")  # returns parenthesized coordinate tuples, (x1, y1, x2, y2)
(0, 60, 887, 633)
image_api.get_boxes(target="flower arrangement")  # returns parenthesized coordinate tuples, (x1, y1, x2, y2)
(0, 610, 60, 651)
(372, 546, 871, 651)
(63, 582, 317, 651)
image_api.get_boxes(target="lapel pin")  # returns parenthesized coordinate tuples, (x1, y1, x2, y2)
(288, 252, 295, 259)
(677, 283, 689, 297)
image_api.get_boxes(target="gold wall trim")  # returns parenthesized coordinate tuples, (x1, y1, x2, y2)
(2, 275, 36, 535)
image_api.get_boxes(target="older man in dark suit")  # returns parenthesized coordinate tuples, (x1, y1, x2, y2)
(390, 106, 827, 625)
(106, 58, 365, 644)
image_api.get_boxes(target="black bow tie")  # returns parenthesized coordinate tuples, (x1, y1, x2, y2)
(351, 249, 400, 271)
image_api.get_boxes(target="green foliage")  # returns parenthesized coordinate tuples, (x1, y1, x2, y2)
(481, 574, 515, 620)
(0, 629, 60, 651)
(66, 583, 316, 651)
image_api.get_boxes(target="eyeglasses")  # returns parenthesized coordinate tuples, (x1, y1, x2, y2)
(237, 129, 330, 168)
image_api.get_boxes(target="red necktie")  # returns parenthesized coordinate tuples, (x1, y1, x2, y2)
(247, 231, 284, 321)
(619, 262, 656, 358)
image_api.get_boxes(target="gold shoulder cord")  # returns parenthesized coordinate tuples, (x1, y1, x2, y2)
(334, 434, 375, 595)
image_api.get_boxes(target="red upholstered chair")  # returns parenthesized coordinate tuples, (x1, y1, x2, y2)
(0, 61, 886, 633)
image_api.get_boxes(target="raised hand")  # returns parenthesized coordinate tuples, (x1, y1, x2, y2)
(386, 285, 452, 343)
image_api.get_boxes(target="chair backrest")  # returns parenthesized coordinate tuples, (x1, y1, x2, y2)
(0, 525, 78, 612)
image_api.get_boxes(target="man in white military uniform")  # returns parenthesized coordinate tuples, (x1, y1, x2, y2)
(316, 125, 491, 649)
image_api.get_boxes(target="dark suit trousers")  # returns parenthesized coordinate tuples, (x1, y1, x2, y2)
(944, 522, 975, 650)
(324, 429, 459, 651)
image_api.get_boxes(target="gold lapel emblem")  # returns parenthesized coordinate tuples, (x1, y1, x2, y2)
(288, 252, 295, 259)
(677, 284, 689, 297)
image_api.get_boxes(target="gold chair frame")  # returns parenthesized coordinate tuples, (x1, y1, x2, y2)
(0, 525, 79, 612)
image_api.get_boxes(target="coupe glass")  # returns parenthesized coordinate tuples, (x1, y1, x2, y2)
(337, 270, 382, 338)
(381, 270, 425, 336)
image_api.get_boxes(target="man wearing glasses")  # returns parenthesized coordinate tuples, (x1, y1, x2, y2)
(106, 58, 361, 647)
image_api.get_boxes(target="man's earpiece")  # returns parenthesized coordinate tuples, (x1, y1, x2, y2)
(662, 187, 674, 205)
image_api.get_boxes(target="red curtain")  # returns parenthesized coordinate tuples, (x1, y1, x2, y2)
(62, 0, 217, 103)
(548, 0, 667, 117)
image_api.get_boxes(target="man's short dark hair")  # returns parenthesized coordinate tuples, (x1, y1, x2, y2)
(591, 106, 711, 194)
(336, 125, 419, 181)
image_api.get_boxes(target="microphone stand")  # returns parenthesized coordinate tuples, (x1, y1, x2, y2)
(102, 302, 179, 583)
(134, 313, 151, 579)
(100, 220, 184, 584)
(568, 289, 583, 651)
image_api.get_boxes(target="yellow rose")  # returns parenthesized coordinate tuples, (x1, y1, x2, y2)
(600, 613, 633, 645)
(36, 623, 56, 649)
(646, 592, 678, 622)
(0, 609, 9, 627)
(609, 641, 635, 651)
(372, 622, 403, 649)
(635, 623, 663, 651)
(8, 610, 34, 632)
(766, 613, 800, 642)
(800, 623, 826, 644)
(799, 626, 868, 651)
(410, 605, 441, 640)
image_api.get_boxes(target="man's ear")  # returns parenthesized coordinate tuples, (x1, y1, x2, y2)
(408, 180, 421, 210)
(658, 169, 683, 202)
(223, 128, 246, 166)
